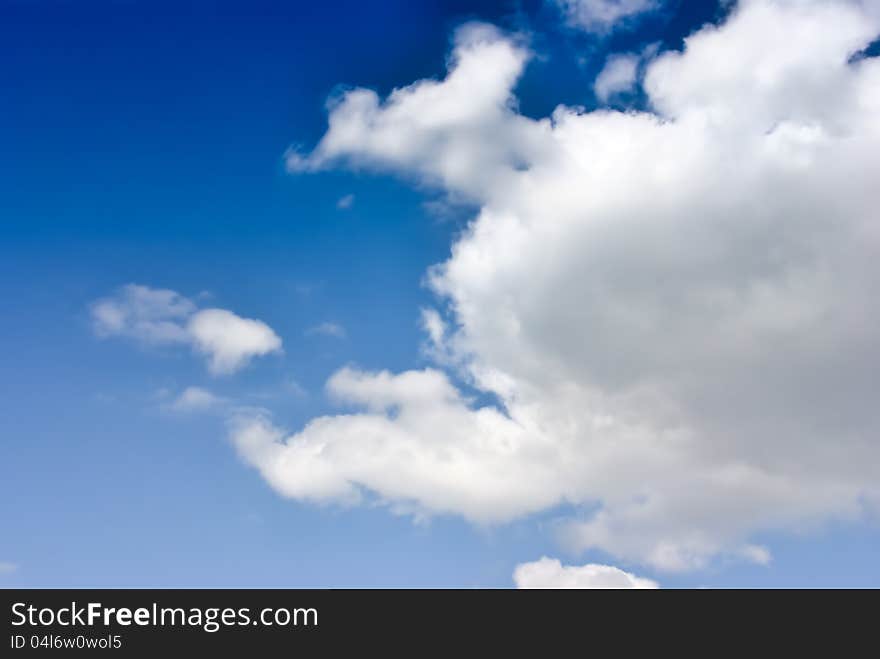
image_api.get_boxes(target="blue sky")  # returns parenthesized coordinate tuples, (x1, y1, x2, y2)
(2, 0, 879, 588)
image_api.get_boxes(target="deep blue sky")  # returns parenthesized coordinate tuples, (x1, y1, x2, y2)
(2, 0, 877, 587)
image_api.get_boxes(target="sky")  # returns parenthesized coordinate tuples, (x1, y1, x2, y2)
(2, 0, 879, 588)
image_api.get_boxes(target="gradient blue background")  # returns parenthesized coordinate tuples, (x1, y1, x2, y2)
(2, 0, 877, 587)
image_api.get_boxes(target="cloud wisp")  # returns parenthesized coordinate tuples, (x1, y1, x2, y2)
(167, 386, 227, 413)
(305, 322, 347, 339)
(556, 0, 661, 33)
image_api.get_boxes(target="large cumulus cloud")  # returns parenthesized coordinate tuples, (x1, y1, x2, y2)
(238, 0, 880, 571)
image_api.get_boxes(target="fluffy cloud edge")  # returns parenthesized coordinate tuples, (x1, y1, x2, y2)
(514, 557, 659, 589)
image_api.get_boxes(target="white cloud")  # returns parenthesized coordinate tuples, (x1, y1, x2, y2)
(232, 367, 565, 520)
(285, 22, 548, 202)
(0, 562, 18, 575)
(594, 53, 639, 102)
(169, 386, 225, 412)
(337, 193, 355, 209)
(306, 322, 347, 339)
(514, 557, 658, 588)
(261, 1, 880, 571)
(556, 0, 660, 33)
(91, 285, 282, 375)
(188, 309, 282, 375)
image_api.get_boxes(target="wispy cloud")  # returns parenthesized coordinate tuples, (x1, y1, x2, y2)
(336, 193, 355, 209)
(243, 378, 309, 403)
(305, 322, 346, 339)
(167, 386, 226, 413)
(556, 0, 660, 33)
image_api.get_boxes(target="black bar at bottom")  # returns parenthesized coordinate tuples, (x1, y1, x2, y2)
(1, 589, 873, 653)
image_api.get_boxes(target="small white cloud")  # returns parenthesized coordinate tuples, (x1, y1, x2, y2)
(169, 386, 225, 412)
(306, 322, 347, 339)
(514, 557, 659, 589)
(0, 562, 18, 575)
(336, 193, 355, 209)
(557, 0, 659, 33)
(188, 309, 282, 375)
(90, 285, 282, 375)
(594, 53, 640, 102)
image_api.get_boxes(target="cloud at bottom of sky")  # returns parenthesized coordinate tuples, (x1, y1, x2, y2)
(513, 557, 658, 589)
